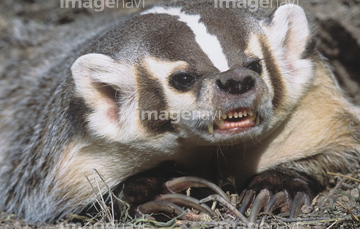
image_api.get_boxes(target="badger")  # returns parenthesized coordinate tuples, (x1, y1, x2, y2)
(0, 0, 359, 223)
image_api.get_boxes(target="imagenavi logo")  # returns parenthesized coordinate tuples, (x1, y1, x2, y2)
(214, 0, 299, 12)
(60, 0, 145, 12)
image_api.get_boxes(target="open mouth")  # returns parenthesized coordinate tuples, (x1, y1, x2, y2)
(208, 108, 260, 134)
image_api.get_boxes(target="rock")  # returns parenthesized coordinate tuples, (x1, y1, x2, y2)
(301, 204, 313, 214)
(350, 188, 360, 198)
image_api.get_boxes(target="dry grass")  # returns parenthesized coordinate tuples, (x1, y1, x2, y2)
(1, 169, 359, 228)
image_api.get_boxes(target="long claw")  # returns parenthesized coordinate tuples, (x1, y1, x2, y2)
(289, 192, 309, 218)
(137, 200, 186, 220)
(239, 190, 256, 214)
(264, 191, 289, 213)
(166, 176, 229, 201)
(249, 189, 271, 224)
(200, 194, 251, 226)
(157, 193, 218, 220)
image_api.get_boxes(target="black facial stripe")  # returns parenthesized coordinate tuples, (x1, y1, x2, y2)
(137, 65, 174, 135)
(196, 8, 251, 68)
(260, 38, 284, 109)
(142, 14, 216, 72)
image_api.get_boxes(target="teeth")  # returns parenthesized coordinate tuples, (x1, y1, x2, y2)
(224, 110, 253, 119)
(208, 123, 214, 135)
(210, 110, 260, 133)
(215, 119, 225, 127)
(248, 113, 256, 122)
(220, 109, 257, 121)
(256, 115, 260, 126)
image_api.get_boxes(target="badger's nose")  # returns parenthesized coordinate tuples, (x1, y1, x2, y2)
(216, 68, 257, 95)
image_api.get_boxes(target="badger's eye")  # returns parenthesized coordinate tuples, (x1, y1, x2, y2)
(246, 59, 262, 75)
(169, 72, 196, 91)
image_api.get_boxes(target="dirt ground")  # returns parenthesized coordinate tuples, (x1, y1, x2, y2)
(0, 0, 360, 228)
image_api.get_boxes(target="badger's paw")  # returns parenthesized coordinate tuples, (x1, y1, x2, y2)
(239, 169, 323, 223)
(115, 164, 224, 221)
(138, 176, 257, 226)
(117, 167, 323, 225)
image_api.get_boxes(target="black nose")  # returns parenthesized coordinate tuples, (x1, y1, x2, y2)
(216, 74, 255, 95)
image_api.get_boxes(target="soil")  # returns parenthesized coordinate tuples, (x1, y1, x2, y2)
(0, 0, 360, 228)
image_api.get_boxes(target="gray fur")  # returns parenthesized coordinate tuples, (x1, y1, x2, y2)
(0, 0, 359, 223)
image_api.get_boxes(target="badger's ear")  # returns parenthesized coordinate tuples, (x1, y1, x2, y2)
(71, 53, 137, 137)
(261, 4, 316, 60)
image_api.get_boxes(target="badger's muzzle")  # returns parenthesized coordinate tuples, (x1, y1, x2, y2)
(216, 67, 258, 96)
(207, 67, 265, 135)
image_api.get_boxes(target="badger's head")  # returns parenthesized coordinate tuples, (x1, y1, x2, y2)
(71, 2, 316, 149)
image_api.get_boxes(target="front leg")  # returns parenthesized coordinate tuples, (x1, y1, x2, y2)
(111, 161, 185, 218)
(111, 162, 225, 221)
(238, 148, 360, 223)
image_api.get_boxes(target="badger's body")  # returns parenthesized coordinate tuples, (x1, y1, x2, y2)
(0, 0, 359, 223)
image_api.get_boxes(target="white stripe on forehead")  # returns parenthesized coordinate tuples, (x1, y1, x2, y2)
(141, 7, 230, 72)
